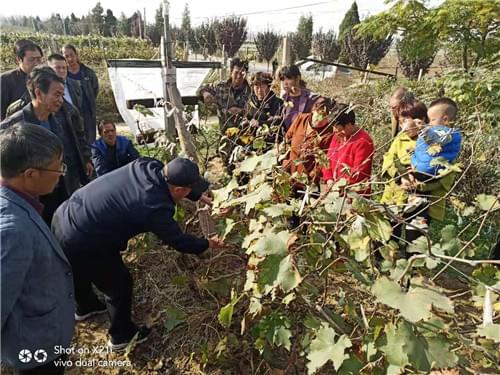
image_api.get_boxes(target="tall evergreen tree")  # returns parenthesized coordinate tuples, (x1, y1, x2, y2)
(291, 14, 313, 60)
(90, 2, 105, 34)
(338, 2, 360, 39)
(103, 9, 117, 37)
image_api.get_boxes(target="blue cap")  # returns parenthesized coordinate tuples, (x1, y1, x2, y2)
(165, 158, 209, 201)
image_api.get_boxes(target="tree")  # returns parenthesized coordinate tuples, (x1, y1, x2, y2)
(117, 12, 131, 37)
(194, 20, 218, 57)
(357, 0, 438, 79)
(338, 1, 391, 67)
(180, 3, 191, 43)
(338, 1, 360, 39)
(341, 29, 392, 68)
(291, 14, 313, 60)
(148, 4, 164, 44)
(214, 16, 247, 57)
(129, 12, 143, 38)
(397, 34, 437, 79)
(46, 13, 64, 35)
(103, 9, 117, 37)
(435, 0, 500, 70)
(312, 29, 340, 61)
(90, 2, 105, 34)
(255, 30, 281, 70)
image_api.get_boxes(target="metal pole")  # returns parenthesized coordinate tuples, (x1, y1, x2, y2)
(162, 0, 176, 134)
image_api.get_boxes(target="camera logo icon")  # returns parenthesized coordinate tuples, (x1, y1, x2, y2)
(18, 349, 32, 363)
(34, 349, 48, 363)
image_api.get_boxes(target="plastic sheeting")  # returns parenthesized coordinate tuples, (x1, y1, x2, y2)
(107, 63, 211, 135)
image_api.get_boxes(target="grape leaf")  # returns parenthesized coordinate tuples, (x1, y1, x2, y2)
(228, 183, 273, 214)
(263, 203, 295, 218)
(380, 323, 409, 368)
(307, 323, 352, 374)
(475, 194, 500, 211)
(372, 277, 454, 322)
(249, 230, 290, 257)
(164, 307, 186, 332)
(257, 253, 301, 294)
(218, 303, 234, 329)
(365, 212, 393, 242)
(476, 323, 500, 343)
(212, 178, 239, 207)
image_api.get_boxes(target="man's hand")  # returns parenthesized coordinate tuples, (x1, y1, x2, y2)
(249, 119, 259, 128)
(200, 193, 213, 206)
(86, 162, 94, 177)
(202, 92, 216, 104)
(208, 235, 225, 249)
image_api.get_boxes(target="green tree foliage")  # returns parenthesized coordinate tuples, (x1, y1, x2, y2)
(255, 30, 281, 70)
(90, 2, 104, 35)
(193, 20, 218, 57)
(180, 3, 191, 43)
(312, 29, 340, 61)
(103, 9, 117, 37)
(435, 0, 500, 70)
(357, 0, 438, 79)
(338, 1, 360, 39)
(46, 13, 64, 35)
(338, 1, 392, 68)
(214, 16, 247, 57)
(291, 14, 313, 60)
(117, 12, 131, 37)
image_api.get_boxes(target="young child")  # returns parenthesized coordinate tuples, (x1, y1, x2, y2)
(410, 97, 462, 181)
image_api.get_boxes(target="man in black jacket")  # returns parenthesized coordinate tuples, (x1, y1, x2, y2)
(0, 40, 43, 120)
(48, 53, 83, 111)
(62, 44, 99, 143)
(1, 66, 92, 224)
(52, 157, 223, 350)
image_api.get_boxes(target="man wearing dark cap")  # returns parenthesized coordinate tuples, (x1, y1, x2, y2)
(52, 157, 222, 350)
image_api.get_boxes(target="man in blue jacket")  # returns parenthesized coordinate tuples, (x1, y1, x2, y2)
(52, 157, 222, 350)
(1, 124, 74, 374)
(91, 121, 140, 176)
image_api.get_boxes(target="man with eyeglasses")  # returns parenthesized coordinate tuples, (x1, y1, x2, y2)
(1, 40, 43, 120)
(0, 124, 75, 375)
(1, 66, 92, 224)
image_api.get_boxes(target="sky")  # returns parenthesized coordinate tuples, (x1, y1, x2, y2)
(0, 0, 441, 34)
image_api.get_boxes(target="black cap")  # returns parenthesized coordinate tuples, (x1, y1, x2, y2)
(165, 158, 209, 201)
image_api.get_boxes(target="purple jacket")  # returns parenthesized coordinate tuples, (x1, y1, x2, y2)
(282, 88, 314, 131)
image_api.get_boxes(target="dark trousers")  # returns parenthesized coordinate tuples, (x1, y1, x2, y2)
(67, 249, 137, 342)
(392, 206, 431, 259)
(16, 355, 67, 375)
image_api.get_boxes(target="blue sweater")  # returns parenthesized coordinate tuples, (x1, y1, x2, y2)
(91, 135, 140, 176)
(411, 125, 462, 176)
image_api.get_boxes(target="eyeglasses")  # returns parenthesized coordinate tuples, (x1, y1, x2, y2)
(36, 162, 67, 176)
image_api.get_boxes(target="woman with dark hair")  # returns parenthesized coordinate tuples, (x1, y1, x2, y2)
(236, 72, 284, 151)
(322, 104, 374, 196)
(62, 44, 99, 143)
(380, 95, 453, 257)
(279, 65, 314, 131)
(381, 94, 428, 207)
(245, 72, 283, 126)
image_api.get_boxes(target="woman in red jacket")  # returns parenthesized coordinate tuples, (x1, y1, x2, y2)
(322, 104, 374, 195)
